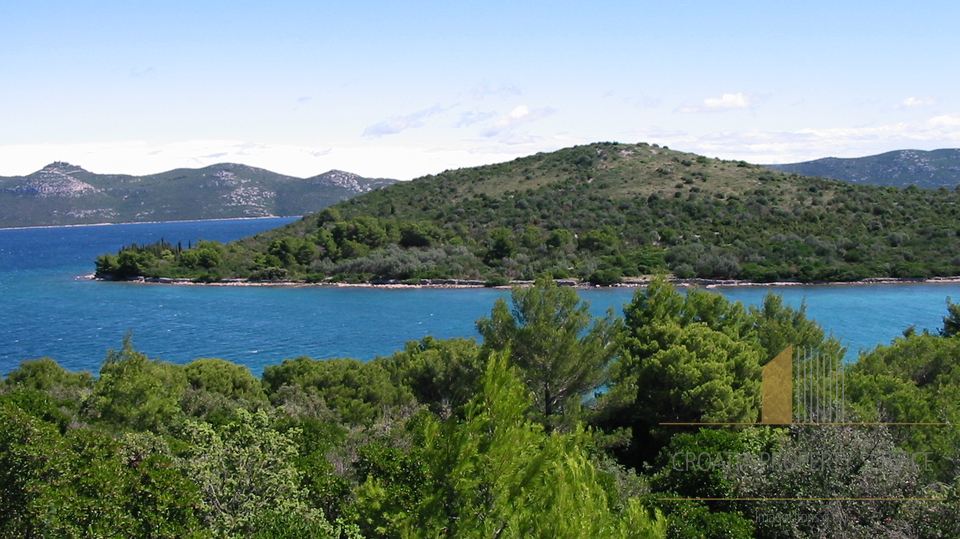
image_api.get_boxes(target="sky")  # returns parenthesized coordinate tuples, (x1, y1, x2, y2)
(1, 1, 958, 180)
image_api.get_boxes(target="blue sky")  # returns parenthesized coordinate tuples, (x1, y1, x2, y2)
(2, 1, 958, 179)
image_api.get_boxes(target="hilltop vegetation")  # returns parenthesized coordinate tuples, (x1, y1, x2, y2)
(0, 162, 396, 228)
(3, 280, 959, 538)
(97, 142, 960, 284)
(766, 148, 960, 190)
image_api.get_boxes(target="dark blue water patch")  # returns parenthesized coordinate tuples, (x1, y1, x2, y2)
(0, 280, 511, 375)
(3, 219, 960, 377)
(0, 217, 297, 274)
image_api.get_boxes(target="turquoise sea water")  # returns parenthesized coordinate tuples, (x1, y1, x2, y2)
(2, 218, 959, 376)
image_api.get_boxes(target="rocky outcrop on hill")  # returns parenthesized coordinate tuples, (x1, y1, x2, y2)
(0, 162, 397, 228)
(5, 162, 100, 197)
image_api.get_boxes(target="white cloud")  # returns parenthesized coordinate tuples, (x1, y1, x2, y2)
(631, 95, 661, 108)
(900, 96, 936, 108)
(6, 112, 959, 184)
(679, 92, 754, 113)
(654, 113, 960, 164)
(481, 105, 556, 137)
(472, 83, 522, 100)
(0, 140, 341, 178)
(456, 110, 497, 127)
(0, 139, 568, 181)
(129, 67, 155, 78)
(362, 104, 445, 138)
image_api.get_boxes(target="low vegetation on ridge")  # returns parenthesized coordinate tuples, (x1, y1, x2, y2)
(96, 142, 960, 284)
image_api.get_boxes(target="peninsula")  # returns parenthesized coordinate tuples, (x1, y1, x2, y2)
(95, 142, 960, 285)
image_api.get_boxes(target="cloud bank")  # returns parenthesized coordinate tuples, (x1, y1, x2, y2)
(679, 92, 755, 113)
(362, 105, 445, 138)
(481, 105, 556, 137)
(900, 97, 937, 108)
(658, 114, 960, 164)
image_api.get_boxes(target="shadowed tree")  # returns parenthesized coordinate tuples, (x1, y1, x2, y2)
(941, 297, 960, 337)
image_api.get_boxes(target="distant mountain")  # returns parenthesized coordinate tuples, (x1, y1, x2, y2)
(765, 149, 960, 189)
(0, 162, 397, 228)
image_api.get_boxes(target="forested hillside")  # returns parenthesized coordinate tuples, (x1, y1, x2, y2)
(97, 142, 960, 284)
(767, 149, 960, 190)
(3, 280, 958, 538)
(0, 162, 396, 228)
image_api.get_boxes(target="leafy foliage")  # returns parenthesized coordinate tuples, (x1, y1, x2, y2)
(406, 352, 666, 538)
(846, 332, 960, 482)
(476, 277, 621, 429)
(91, 334, 188, 431)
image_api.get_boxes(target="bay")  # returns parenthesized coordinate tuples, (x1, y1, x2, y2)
(1, 218, 957, 376)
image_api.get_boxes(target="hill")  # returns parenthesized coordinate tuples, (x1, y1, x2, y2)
(95, 142, 960, 284)
(765, 149, 960, 189)
(0, 162, 396, 228)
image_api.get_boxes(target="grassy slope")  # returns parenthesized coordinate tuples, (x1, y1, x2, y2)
(104, 142, 960, 284)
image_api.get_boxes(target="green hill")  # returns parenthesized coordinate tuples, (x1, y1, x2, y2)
(96, 142, 960, 284)
(766, 148, 960, 189)
(0, 162, 396, 228)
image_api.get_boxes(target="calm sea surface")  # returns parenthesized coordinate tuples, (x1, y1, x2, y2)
(2, 218, 958, 376)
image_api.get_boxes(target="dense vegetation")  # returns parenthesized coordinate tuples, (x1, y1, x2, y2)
(97, 142, 960, 284)
(4, 280, 959, 538)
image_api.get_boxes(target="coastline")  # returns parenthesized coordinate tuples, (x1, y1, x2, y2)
(84, 274, 960, 290)
(1, 215, 300, 231)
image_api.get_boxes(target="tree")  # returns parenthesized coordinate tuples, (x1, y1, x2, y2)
(476, 277, 621, 428)
(262, 357, 416, 426)
(846, 331, 960, 483)
(180, 357, 269, 425)
(484, 227, 516, 262)
(604, 280, 764, 465)
(3, 357, 93, 409)
(91, 334, 188, 431)
(748, 293, 845, 363)
(4, 357, 91, 392)
(545, 228, 575, 250)
(632, 323, 762, 427)
(375, 336, 484, 415)
(0, 402, 206, 538)
(175, 409, 350, 538)
(404, 353, 666, 539)
(579, 226, 619, 252)
(184, 357, 267, 404)
(644, 427, 783, 539)
(733, 425, 932, 539)
(941, 297, 960, 337)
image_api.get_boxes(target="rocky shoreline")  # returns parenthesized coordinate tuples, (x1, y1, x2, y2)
(85, 274, 960, 289)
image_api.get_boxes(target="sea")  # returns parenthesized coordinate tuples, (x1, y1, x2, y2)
(2, 217, 958, 376)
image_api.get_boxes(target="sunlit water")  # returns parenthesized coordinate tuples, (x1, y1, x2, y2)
(2, 218, 957, 375)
